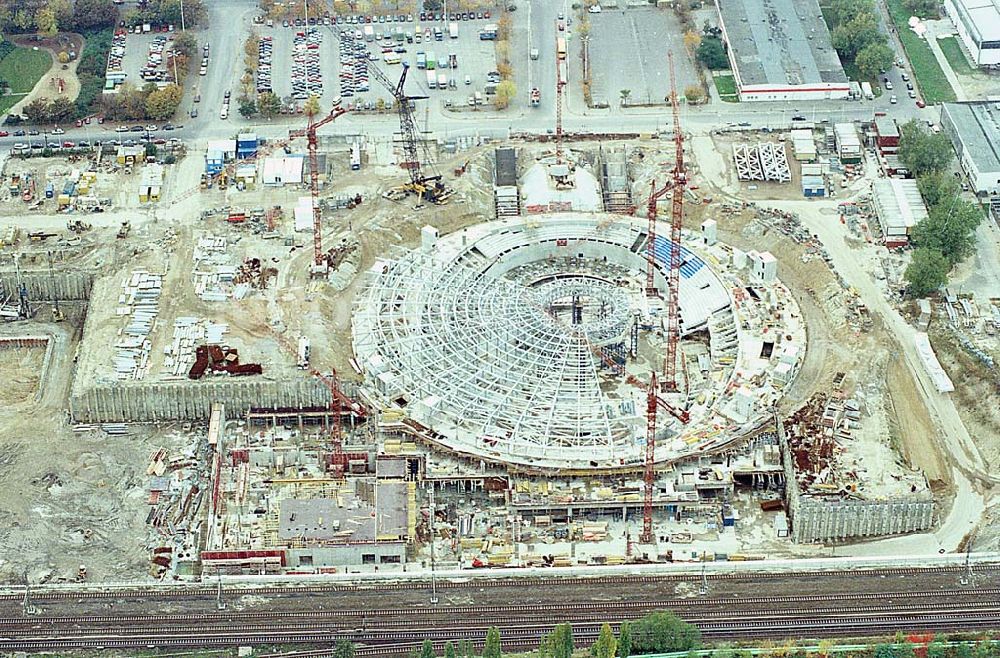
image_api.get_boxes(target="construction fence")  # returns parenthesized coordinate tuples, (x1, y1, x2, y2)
(0, 269, 95, 301)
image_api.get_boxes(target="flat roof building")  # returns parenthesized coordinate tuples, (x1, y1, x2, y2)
(940, 101, 1000, 195)
(944, 0, 1000, 67)
(872, 179, 928, 247)
(716, 0, 849, 101)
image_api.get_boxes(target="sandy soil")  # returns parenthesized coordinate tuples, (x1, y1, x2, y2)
(0, 346, 44, 404)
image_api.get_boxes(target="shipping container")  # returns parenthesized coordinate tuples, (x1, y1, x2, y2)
(449, 22, 458, 38)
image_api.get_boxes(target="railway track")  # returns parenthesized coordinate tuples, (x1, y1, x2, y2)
(2, 563, 995, 604)
(4, 595, 1000, 652)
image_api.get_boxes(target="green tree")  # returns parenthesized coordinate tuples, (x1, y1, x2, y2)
(145, 84, 183, 120)
(696, 37, 728, 69)
(628, 611, 701, 654)
(898, 120, 954, 176)
(551, 623, 574, 658)
(69, 0, 118, 30)
(23, 98, 51, 124)
(912, 200, 984, 264)
(927, 641, 948, 658)
(619, 88, 631, 106)
(902, 0, 939, 17)
(420, 639, 436, 658)
(855, 41, 895, 79)
(591, 623, 618, 658)
(458, 640, 473, 658)
(483, 626, 502, 658)
(444, 642, 457, 658)
(875, 644, 898, 658)
(332, 640, 355, 658)
(827, 0, 875, 26)
(494, 79, 516, 109)
(906, 246, 951, 296)
(257, 91, 281, 119)
(48, 96, 76, 122)
(238, 94, 257, 118)
(831, 12, 880, 59)
(684, 85, 705, 103)
(917, 171, 961, 208)
(618, 622, 632, 658)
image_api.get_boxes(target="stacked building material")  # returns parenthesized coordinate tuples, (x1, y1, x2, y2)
(114, 271, 162, 380)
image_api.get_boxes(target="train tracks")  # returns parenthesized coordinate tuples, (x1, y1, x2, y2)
(3, 589, 1000, 653)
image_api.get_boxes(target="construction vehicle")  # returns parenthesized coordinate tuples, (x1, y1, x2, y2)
(530, 87, 541, 107)
(66, 219, 92, 233)
(117, 221, 131, 239)
(28, 231, 57, 242)
(327, 29, 451, 205)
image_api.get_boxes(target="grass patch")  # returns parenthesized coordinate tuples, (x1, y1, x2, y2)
(885, 0, 956, 103)
(0, 46, 53, 114)
(714, 73, 738, 102)
(938, 35, 975, 76)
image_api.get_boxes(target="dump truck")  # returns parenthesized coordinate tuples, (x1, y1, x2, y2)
(530, 87, 541, 106)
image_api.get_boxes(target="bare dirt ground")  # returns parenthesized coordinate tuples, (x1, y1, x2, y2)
(0, 345, 44, 405)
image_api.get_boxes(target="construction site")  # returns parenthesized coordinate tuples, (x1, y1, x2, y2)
(0, 51, 974, 584)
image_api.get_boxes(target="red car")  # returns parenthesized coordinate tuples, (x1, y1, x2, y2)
(62, 140, 75, 147)
(0, 131, 8, 137)
(915, 99, 926, 108)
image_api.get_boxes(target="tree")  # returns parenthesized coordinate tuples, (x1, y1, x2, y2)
(482, 627, 502, 658)
(420, 639, 437, 658)
(902, 0, 938, 17)
(898, 120, 954, 177)
(696, 37, 728, 70)
(304, 94, 321, 117)
(69, 0, 118, 30)
(238, 95, 257, 118)
(145, 83, 182, 119)
(684, 85, 705, 103)
(36, 7, 58, 35)
(628, 611, 701, 654)
(173, 31, 198, 59)
(257, 91, 281, 119)
(332, 640, 355, 658)
(831, 12, 880, 59)
(23, 98, 51, 124)
(912, 200, 983, 264)
(494, 79, 515, 109)
(444, 643, 457, 658)
(683, 30, 701, 53)
(591, 623, 618, 658)
(917, 171, 960, 208)
(48, 96, 75, 121)
(619, 88, 631, 106)
(618, 622, 632, 658)
(827, 0, 876, 26)
(855, 41, 895, 79)
(550, 624, 573, 658)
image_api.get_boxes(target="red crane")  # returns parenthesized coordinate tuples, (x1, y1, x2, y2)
(310, 367, 366, 476)
(555, 28, 566, 163)
(290, 106, 348, 269)
(663, 52, 686, 393)
(645, 179, 674, 297)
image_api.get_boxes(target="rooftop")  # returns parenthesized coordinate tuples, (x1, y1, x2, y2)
(948, 0, 1000, 42)
(717, 0, 847, 88)
(942, 101, 1000, 173)
(873, 178, 928, 230)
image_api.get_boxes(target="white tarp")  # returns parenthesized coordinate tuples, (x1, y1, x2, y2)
(914, 332, 954, 393)
(294, 205, 312, 232)
(260, 156, 304, 186)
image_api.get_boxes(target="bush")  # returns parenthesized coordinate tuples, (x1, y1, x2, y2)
(697, 37, 728, 69)
(75, 28, 114, 118)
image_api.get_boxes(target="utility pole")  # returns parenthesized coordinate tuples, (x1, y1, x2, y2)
(180, 0, 185, 32)
(21, 571, 37, 616)
(429, 484, 438, 604)
(699, 559, 708, 596)
(216, 568, 226, 610)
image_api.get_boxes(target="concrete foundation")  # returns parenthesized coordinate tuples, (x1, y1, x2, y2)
(792, 498, 936, 543)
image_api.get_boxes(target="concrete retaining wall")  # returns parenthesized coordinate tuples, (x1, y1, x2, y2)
(792, 499, 936, 543)
(0, 269, 95, 301)
(69, 378, 355, 423)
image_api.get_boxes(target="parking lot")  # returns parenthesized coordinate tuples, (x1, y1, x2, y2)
(118, 30, 183, 89)
(587, 8, 699, 107)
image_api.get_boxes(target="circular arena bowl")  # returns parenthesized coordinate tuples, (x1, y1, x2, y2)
(352, 214, 803, 473)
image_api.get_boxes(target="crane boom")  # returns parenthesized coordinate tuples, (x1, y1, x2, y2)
(291, 106, 348, 267)
(664, 52, 685, 391)
(645, 179, 674, 296)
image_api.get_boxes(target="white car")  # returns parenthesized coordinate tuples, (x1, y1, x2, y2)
(145, 124, 158, 132)
(588, 4, 602, 12)
(889, 95, 897, 104)
(50, 126, 64, 135)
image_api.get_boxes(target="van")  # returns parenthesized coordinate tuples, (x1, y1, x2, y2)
(464, 74, 471, 85)
(474, 91, 483, 105)
(530, 48, 539, 60)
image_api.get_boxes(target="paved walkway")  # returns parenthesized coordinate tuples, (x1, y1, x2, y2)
(922, 24, 968, 101)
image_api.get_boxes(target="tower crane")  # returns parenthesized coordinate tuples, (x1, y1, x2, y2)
(663, 52, 686, 393)
(289, 106, 348, 270)
(555, 28, 567, 163)
(644, 179, 675, 296)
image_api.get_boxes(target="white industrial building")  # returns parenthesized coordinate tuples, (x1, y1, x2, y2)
(872, 178, 928, 248)
(716, 0, 850, 101)
(834, 123, 862, 163)
(944, 0, 1000, 67)
(940, 101, 1000, 195)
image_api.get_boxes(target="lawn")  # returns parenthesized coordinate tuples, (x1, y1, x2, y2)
(938, 35, 975, 76)
(714, 73, 738, 102)
(0, 45, 53, 115)
(884, 0, 956, 103)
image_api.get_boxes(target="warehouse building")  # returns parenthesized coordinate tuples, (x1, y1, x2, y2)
(872, 178, 927, 248)
(943, 0, 1000, 67)
(940, 101, 1000, 195)
(834, 123, 862, 163)
(716, 0, 850, 101)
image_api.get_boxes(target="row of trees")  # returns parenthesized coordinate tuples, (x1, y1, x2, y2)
(898, 120, 985, 296)
(825, 0, 895, 81)
(0, 0, 117, 35)
(402, 611, 700, 658)
(121, 0, 206, 29)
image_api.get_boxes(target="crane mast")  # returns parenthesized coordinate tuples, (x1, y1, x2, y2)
(663, 52, 685, 392)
